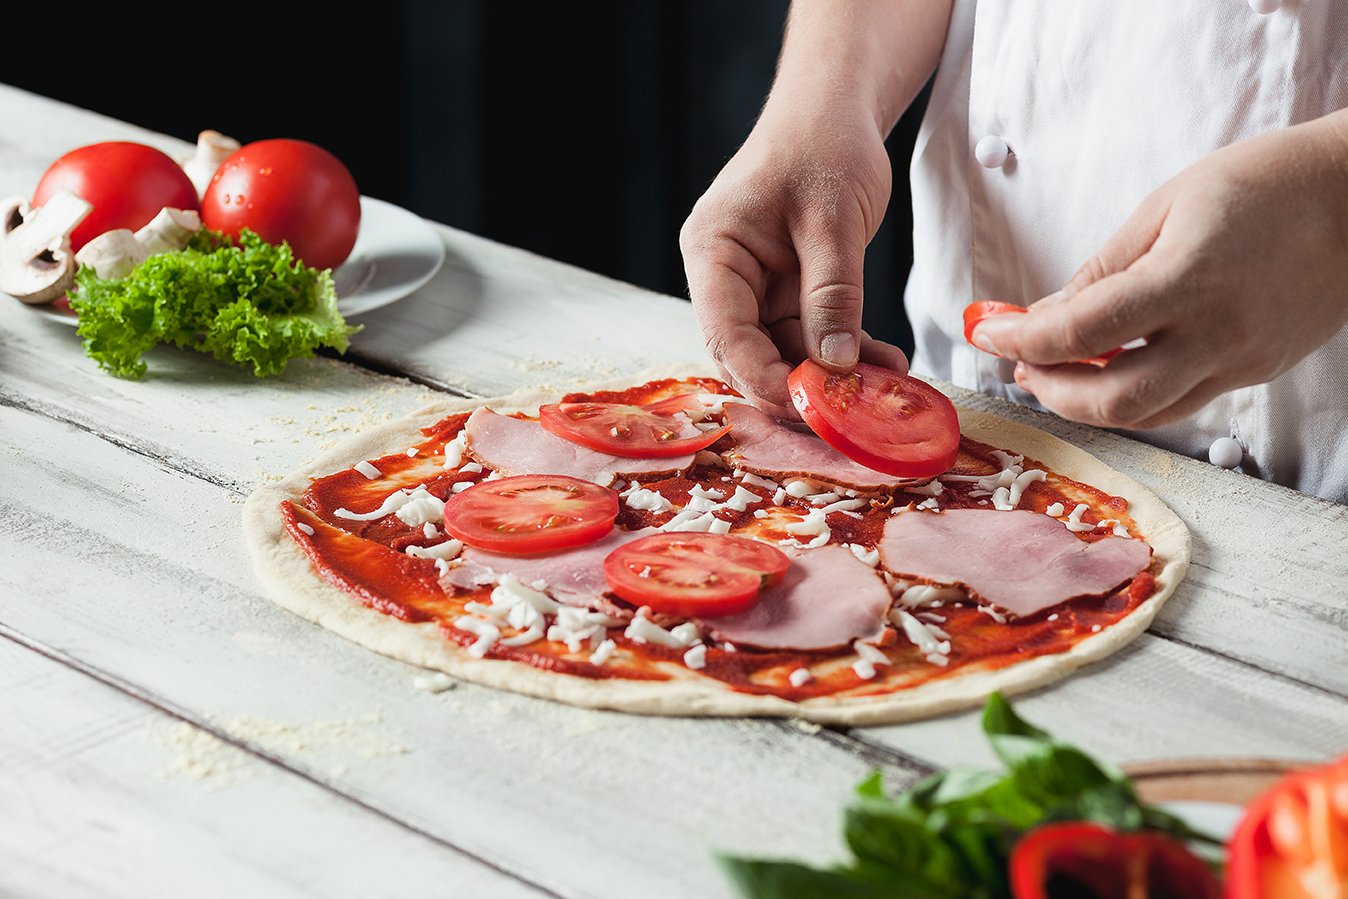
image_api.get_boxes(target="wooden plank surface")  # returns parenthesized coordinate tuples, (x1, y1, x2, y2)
(0, 637, 546, 899)
(3, 82, 1347, 899)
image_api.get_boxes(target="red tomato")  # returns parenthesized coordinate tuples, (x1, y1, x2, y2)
(539, 395, 731, 458)
(1010, 822, 1221, 899)
(603, 533, 790, 617)
(201, 139, 360, 270)
(963, 300, 1122, 368)
(32, 142, 199, 252)
(442, 475, 618, 554)
(786, 360, 960, 479)
(1225, 754, 1348, 899)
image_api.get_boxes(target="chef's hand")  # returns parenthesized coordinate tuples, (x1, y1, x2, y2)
(679, 107, 907, 418)
(970, 114, 1348, 429)
(679, 0, 950, 417)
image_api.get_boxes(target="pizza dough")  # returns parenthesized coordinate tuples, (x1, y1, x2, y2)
(242, 366, 1189, 726)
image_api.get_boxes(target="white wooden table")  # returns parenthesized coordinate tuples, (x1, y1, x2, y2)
(2, 84, 1346, 899)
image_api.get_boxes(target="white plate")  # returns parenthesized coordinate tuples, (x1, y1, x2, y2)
(31, 195, 444, 324)
(329, 196, 445, 317)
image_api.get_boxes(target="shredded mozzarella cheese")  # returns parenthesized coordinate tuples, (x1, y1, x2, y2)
(442, 434, 467, 469)
(406, 539, 464, 561)
(1065, 503, 1095, 532)
(590, 639, 617, 666)
(394, 487, 446, 527)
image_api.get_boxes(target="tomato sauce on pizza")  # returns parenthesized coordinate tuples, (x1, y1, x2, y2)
(276, 378, 1161, 704)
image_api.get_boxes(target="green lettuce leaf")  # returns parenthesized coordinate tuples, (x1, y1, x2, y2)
(68, 229, 360, 378)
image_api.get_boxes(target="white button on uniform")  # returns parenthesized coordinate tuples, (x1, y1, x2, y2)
(1209, 436, 1244, 469)
(975, 135, 1011, 168)
(1248, 0, 1280, 13)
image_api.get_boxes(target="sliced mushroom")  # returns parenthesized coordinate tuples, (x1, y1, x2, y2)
(134, 207, 201, 256)
(0, 191, 92, 304)
(180, 129, 240, 199)
(75, 229, 148, 280)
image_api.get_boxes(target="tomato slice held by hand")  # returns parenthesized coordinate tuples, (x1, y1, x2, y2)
(963, 300, 1123, 368)
(787, 361, 959, 479)
(603, 533, 790, 617)
(539, 395, 731, 458)
(1009, 822, 1221, 899)
(1226, 753, 1348, 899)
(442, 475, 618, 554)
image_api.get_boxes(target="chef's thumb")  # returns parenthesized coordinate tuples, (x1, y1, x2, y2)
(1057, 188, 1172, 302)
(797, 231, 866, 371)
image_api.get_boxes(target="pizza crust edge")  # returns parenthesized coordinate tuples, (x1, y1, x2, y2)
(241, 365, 1190, 726)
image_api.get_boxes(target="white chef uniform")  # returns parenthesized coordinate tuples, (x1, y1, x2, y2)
(904, 0, 1348, 504)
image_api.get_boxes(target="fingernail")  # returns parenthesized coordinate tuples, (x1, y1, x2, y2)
(819, 332, 858, 367)
(1013, 362, 1035, 394)
(971, 317, 1013, 356)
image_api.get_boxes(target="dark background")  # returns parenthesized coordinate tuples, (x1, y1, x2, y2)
(3, 1, 922, 354)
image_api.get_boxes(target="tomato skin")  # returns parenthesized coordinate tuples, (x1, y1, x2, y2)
(201, 139, 360, 270)
(1225, 754, 1348, 899)
(787, 360, 960, 479)
(32, 142, 199, 252)
(603, 533, 790, 617)
(1010, 822, 1221, 899)
(963, 300, 1122, 368)
(442, 475, 618, 554)
(539, 395, 731, 458)
(963, 301, 1027, 346)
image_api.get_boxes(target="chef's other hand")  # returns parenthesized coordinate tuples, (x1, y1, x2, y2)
(970, 115, 1348, 430)
(680, 106, 907, 418)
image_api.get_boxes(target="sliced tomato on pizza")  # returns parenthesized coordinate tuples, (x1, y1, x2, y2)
(539, 395, 730, 458)
(603, 533, 790, 617)
(442, 474, 618, 554)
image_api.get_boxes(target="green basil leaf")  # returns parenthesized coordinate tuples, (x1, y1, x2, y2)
(719, 858, 900, 899)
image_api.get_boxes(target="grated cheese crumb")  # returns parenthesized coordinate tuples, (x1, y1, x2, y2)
(412, 672, 456, 693)
(590, 639, 617, 666)
(1065, 503, 1095, 532)
(354, 460, 382, 480)
(789, 668, 812, 687)
(406, 539, 463, 561)
(296, 522, 315, 536)
(442, 434, 467, 469)
(405, 447, 420, 457)
(683, 644, 708, 670)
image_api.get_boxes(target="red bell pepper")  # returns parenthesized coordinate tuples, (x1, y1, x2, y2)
(1225, 755, 1348, 898)
(1010, 821, 1221, 899)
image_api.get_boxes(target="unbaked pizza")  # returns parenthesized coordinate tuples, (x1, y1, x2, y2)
(243, 368, 1188, 725)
